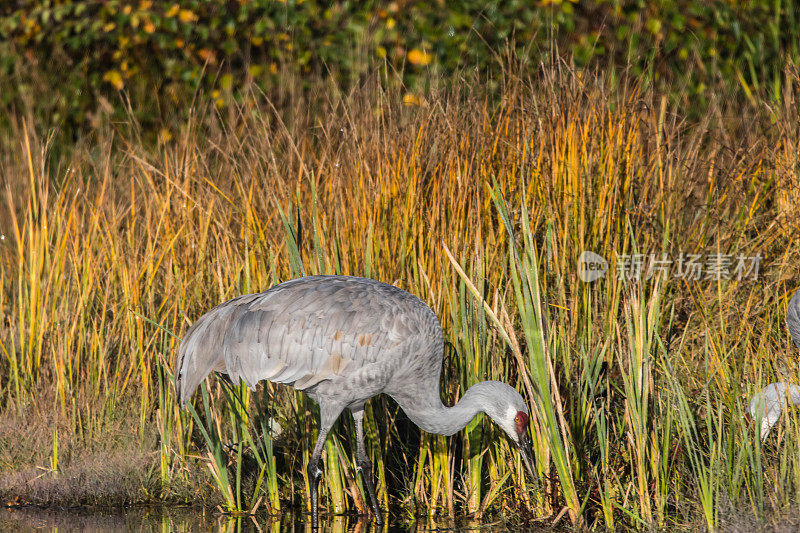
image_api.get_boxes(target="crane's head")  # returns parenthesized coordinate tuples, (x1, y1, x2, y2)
(479, 381, 535, 480)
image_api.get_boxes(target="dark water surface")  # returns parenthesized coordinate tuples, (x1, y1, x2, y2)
(0, 507, 535, 532)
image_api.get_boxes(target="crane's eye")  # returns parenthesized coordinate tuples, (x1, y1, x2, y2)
(514, 411, 529, 433)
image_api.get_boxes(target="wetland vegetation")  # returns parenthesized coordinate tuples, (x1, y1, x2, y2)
(2, 2, 800, 530)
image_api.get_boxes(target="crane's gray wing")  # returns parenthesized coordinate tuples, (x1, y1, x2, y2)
(175, 276, 428, 406)
(788, 288, 800, 352)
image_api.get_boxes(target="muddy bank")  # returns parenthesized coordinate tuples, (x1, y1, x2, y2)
(0, 405, 216, 508)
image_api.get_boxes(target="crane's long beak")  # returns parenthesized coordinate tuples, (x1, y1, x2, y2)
(516, 432, 535, 479)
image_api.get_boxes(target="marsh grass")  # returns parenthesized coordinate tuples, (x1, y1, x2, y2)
(2, 62, 800, 529)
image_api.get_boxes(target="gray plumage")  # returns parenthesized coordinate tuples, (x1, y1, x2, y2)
(175, 275, 535, 525)
(788, 288, 800, 352)
(748, 382, 800, 441)
(745, 288, 800, 442)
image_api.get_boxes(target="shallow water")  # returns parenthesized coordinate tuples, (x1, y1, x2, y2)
(0, 507, 534, 532)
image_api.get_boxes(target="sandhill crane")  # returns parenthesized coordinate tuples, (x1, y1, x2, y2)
(175, 275, 535, 525)
(747, 289, 800, 441)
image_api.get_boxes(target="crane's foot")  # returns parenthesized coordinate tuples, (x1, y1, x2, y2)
(307, 462, 323, 529)
(356, 458, 384, 525)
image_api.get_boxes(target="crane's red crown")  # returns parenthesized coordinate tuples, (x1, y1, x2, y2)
(514, 411, 529, 434)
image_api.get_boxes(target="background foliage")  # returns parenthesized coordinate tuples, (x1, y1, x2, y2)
(1, 0, 799, 134)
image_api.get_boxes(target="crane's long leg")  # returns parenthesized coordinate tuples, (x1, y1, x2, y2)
(351, 407, 384, 525)
(308, 404, 344, 529)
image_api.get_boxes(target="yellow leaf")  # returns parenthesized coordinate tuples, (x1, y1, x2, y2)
(407, 48, 432, 66)
(158, 128, 172, 143)
(386, 17, 396, 30)
(178, 9, 198, 22)
(103, 70, 124, 90)
(251, 36, 263, 46)
(220, 74, 233, 90)
(402, 93, 421, 107)
(143, 21, 155, 33)
(165, 4, 179, 17)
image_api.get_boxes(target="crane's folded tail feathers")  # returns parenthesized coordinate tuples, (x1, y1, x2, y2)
(175, 346, 226, 407)
(174, 342, 188, 407)
(174, 316, 227, 408)
(788, 288, 800, 352)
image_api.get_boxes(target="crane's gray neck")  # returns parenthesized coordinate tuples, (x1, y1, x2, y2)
(398, 382, 490, 436)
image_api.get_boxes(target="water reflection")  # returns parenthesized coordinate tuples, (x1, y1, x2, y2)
(1, 506, 528, 532)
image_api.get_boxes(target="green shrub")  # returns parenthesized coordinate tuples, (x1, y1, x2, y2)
(1, 0, 798, 134)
